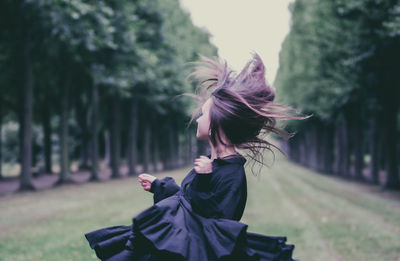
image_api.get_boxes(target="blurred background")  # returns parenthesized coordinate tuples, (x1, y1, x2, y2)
(0, 0, 399, 260)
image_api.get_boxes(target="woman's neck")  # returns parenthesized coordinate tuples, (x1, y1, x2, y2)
(208, 140, 237, 161)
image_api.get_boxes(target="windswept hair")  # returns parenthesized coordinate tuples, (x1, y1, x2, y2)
(186, 53, 312, 174)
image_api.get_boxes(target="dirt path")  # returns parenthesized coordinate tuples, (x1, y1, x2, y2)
(0, 165, 141, 196)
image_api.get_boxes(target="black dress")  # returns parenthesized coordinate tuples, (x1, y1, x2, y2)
(85, 154, 297, 261)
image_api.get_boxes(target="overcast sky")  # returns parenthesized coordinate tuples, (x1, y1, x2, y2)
(179, 0, 294, 84)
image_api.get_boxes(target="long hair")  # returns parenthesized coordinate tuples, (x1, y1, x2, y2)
(186, 53, 312, 174)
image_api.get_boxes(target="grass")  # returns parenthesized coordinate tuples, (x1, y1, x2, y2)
(0, 154, 399, 261)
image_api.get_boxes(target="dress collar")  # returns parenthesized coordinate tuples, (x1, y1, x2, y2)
(206, 153, 247, 166)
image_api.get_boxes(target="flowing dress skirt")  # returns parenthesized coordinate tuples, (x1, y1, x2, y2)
(85, 192, 297, 261)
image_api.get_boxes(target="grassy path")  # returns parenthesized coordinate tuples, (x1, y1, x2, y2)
(0, 156, 399, 261)
(268, 158, 400, 261)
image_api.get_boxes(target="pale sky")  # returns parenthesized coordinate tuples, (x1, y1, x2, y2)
(179, 0, 294, 84)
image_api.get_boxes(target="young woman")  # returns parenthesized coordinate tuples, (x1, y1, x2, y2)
(85, 53, 309, 260)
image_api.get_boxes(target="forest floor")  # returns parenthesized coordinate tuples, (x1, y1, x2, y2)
(0, 154, 400, 260)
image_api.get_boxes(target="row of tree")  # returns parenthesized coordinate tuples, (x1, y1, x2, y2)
(0, 0, 216, 190)
(275, 0, 400, 189)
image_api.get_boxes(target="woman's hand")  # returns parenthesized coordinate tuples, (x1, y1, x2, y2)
(194, 155, 213, 174)
(138, 173, 157, 191)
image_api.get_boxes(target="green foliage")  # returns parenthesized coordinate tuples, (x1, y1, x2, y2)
(384, 2, 400, 37)
(0, 0, 216, 107)
(0, 0, 217, 166)
(274, 0, 400, 124)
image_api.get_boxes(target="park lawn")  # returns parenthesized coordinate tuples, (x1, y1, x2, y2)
(1, 155, 400, 261)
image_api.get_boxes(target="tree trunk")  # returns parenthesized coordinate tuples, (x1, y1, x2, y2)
(90, 81, 100, 181)
(161, 127, 169, 170)
(369, 108, 380, 184)
(309, 123, 318, 171)
(353, 116, 364, 181)
(344, 116, 351, 178)
(299, 132, 307, 167)
(152, 134, 159, 172)
(19, 27, 35, 191)
(76, 97, 89, 170)
(294, 137, 301, 164)
(319, 123, 333, 174)
(104, 130, 111, 167)
(18, 104, 23, 170)
(287, 137, 293, 162)
(186, 129, 194, 165)
(128, 97, 138, 176)
(288, 135, 299, 163)
(57, 72, 72, 185)
(175, 127, 180, 168)
(333, 115, 342, 176)
(152, 116, 160, 172)
(190, 129, 197, 164)
(42, 103, 52, 174)
(142, 117, 151, 173)
(315, 122, 324, 173)
(111, 91, 122, 178)
(383, 102, 399, 189)
(0, 103, 2, 179)
(165, 123, 175, 170)
(337, 114, 350, 177)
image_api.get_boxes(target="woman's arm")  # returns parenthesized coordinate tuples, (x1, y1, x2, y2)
(150, 177, 180, 204)
(139, 174, 180, 204)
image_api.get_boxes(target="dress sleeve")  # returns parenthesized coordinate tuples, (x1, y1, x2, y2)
(187, 166, 246, 220)
(150, 177, 180, 204)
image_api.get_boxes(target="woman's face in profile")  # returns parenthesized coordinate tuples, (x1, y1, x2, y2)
(196, 98, 212, 141)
